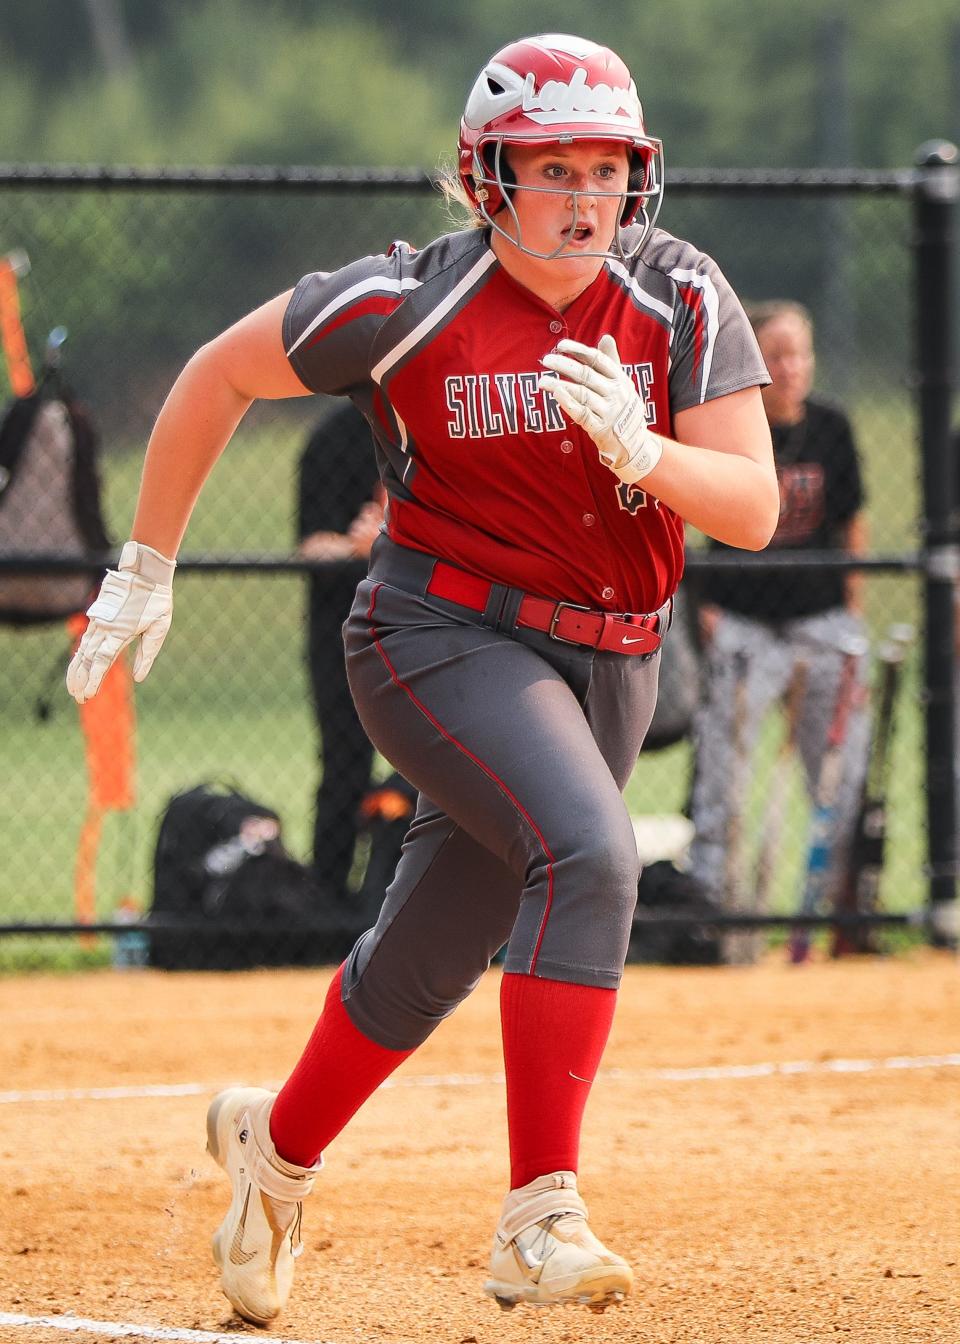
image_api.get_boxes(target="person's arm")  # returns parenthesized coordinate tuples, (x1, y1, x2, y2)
(842, 509, 869, 615)
(643, 388, 778, 550)
(698, 601, 723, 647)
(828, 410, 868, 618)
(299, 495, 385, 558)
(346, 498, 386, 556)
(132, 289, 310, 557)
(297, 531, 357, 560)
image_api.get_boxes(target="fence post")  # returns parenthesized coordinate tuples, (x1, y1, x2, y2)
(914, 139, 959, 946)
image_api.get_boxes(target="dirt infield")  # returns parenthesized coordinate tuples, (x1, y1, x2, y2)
(2, 950, 958, 1344)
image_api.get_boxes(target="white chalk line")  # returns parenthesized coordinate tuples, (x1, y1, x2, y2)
(0, 1313, 331, 1344)
(2, 1052, 958, 1105)
(4, 1057, 959, 1343)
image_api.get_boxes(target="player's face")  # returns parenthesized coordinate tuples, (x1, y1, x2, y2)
(757, 313, 815, 424)
(497, 140, 629, 261)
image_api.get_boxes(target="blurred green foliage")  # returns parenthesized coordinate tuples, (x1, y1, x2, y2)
(2, 0, 958, 170)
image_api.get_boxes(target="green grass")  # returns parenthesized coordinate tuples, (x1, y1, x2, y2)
(0, 395, 937, 970)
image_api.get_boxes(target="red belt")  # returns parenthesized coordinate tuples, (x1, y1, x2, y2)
(425, 560, 664, 657)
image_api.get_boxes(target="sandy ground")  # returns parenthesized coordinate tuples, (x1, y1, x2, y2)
(1, 950, 958, 1344)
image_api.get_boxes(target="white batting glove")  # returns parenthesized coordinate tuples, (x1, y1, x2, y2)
(540, 334, 663, 484)
(65, 540, 176, 704)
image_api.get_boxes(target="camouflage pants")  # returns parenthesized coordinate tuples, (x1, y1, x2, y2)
(688, 606, 871, 909)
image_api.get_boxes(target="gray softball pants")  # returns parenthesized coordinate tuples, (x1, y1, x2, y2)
(339, 537, 662, 1051)
(688, 606, 870, 906)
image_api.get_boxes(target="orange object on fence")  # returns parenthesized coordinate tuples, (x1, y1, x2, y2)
(0, 254, 36, 397)
(68, 613, 136, 812)
(67, 614, 137, 931)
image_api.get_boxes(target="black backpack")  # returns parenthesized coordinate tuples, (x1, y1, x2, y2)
(630, 859, 724, 965)
(0, 371, 110, 624)
(147, 782, 352, 970)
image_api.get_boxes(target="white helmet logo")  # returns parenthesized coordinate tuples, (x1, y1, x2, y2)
(521, 68, 641, 127)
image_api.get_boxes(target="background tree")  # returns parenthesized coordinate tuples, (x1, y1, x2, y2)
(1, 0, 957, 168)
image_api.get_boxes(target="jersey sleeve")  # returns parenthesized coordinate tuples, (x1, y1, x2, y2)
(283, 251, 408, 396)
(667, 251, 770, 413)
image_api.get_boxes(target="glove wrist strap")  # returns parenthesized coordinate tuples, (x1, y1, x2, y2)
(609, 431, 663, 485)
(118, 539, 176, 586)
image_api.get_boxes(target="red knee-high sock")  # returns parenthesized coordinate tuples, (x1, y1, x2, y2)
(270, 965, 414, 1167)
(500, 971, 618, 1191)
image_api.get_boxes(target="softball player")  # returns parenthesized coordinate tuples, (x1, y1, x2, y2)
(66, 33, 778, 1324)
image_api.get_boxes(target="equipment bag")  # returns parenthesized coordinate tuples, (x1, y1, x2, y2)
(630, 859, 724, 965)
(148, 781, 346, 970)
(0, 376, 110, 623)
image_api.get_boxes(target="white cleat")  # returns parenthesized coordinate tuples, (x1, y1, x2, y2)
(206, 1086, 320, 1326)
(484, 1170, 633, 1312)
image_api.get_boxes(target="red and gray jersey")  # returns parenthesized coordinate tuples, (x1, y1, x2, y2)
(284, 226, 768, 613)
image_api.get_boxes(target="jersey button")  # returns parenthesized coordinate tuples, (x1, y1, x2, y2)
(582, 512, 596, 527)
(549, 319, 564, 334)
(560, 439, 574, 454)
(601, 586, 615, 601)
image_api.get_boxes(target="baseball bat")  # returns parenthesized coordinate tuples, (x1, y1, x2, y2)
(722, 648, 752, 962)
(789, 635, 869, 964)
(754, 657, 808, 917)
(831, 623, 914, 957)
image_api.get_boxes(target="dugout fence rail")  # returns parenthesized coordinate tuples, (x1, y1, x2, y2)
(0, 149, 956, 967)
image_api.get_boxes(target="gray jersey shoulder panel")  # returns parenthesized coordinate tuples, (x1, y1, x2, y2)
(283, 230, 492, 397)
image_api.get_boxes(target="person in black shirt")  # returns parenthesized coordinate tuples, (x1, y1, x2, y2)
(297, 402, 383, 902)
(687, 300, 870, 944)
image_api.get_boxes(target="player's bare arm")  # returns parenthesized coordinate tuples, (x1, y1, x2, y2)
(645, 388, 779, 550)
(131, 289, 309, 558)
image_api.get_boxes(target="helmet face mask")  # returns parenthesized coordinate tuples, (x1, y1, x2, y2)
(458, 33, 664, 262)
(472, 135, 663, 263)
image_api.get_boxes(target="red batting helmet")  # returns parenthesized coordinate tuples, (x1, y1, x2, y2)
(458, 33, 664, 260)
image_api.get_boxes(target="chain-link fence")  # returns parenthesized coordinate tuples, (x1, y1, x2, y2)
(0, 162, 954, 971)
